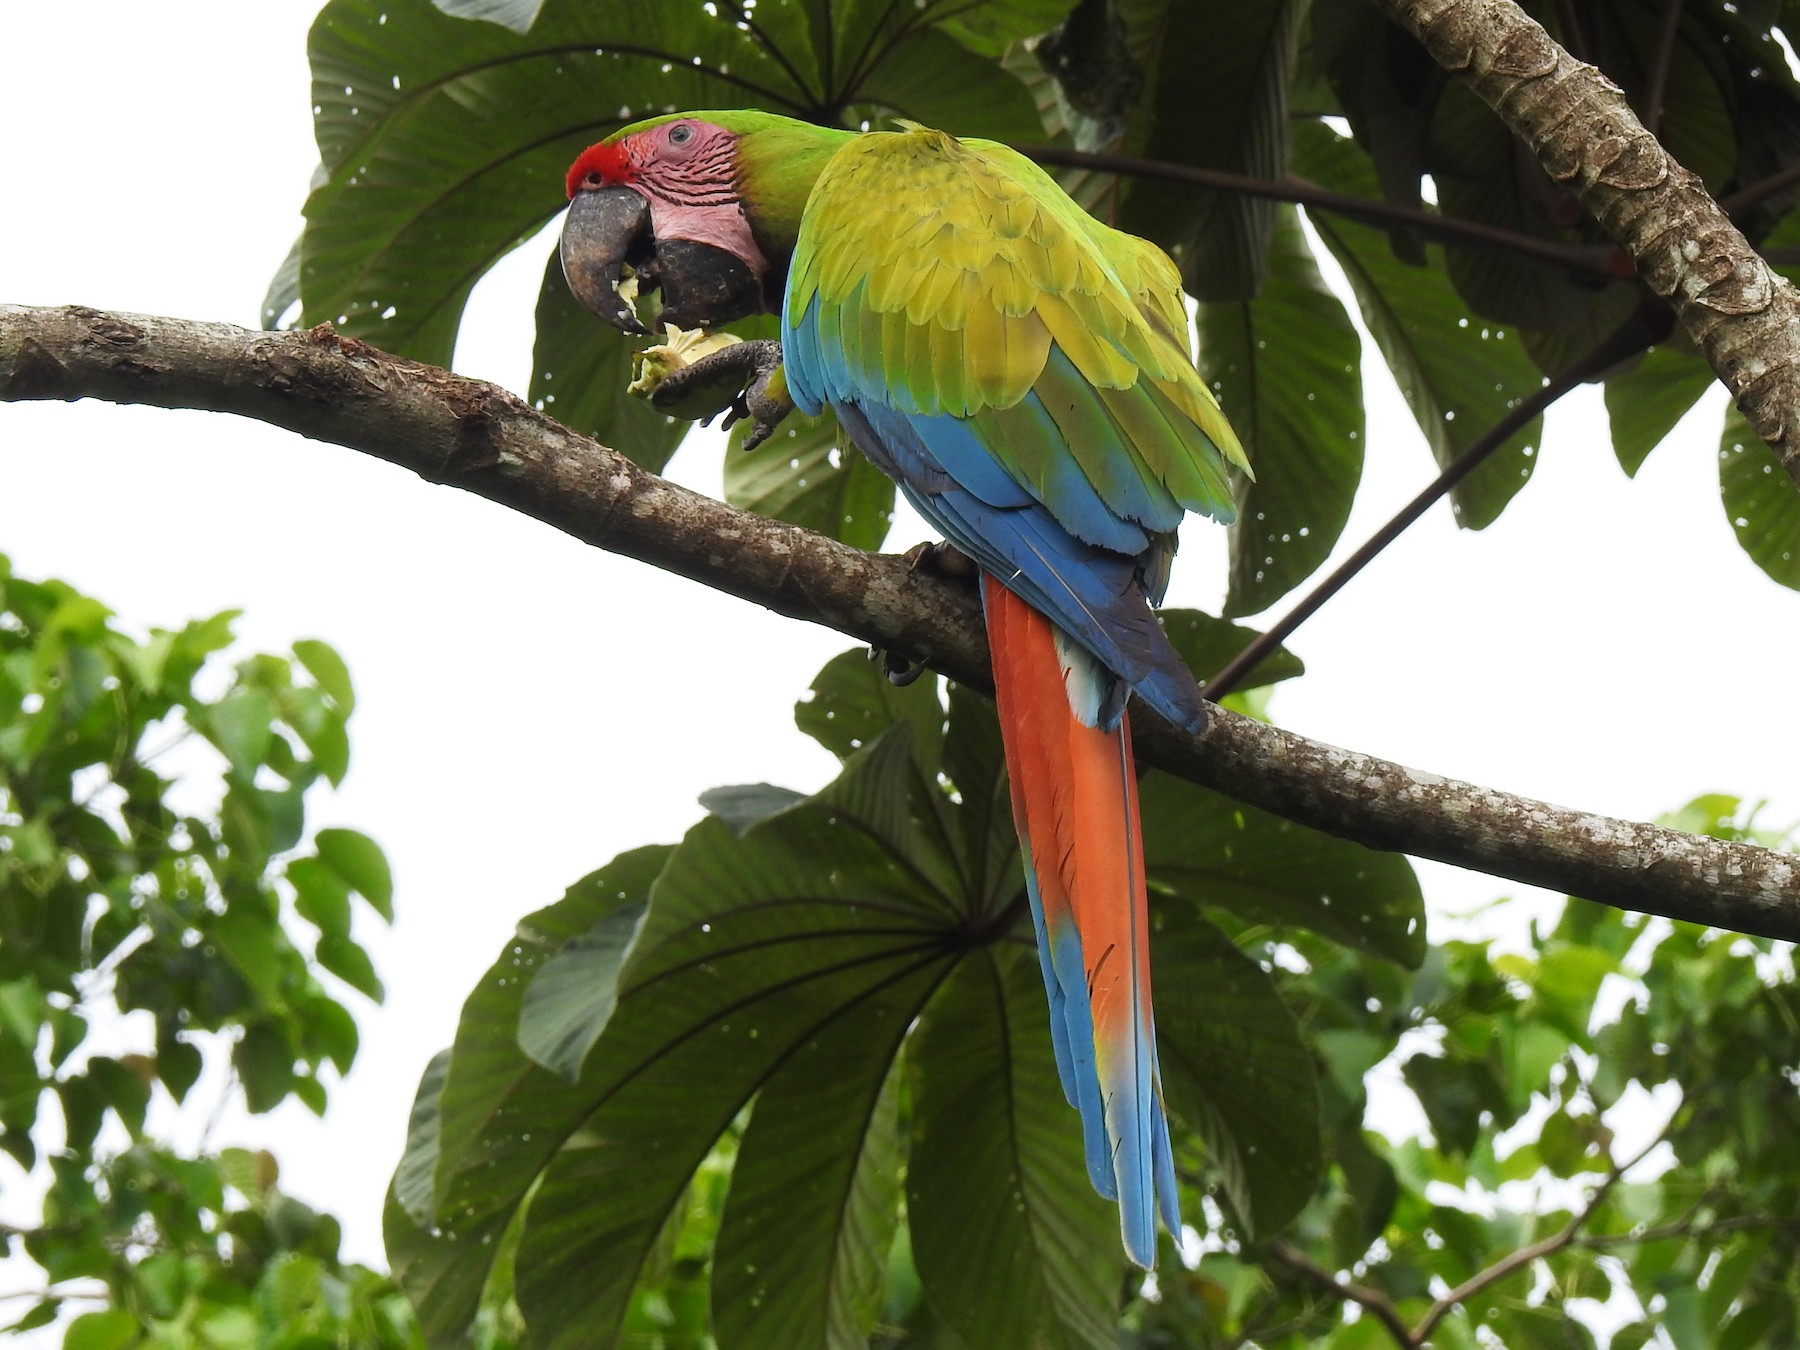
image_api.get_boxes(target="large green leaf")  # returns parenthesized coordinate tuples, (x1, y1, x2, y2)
(386, 848, 668, 1340)
(907, 949, 1121, 1349)
(1296, 121, 1546, 530)
(725, 411, 896, 553)
(1140, 770, 1425, 967)
(1118, 0, 1306, 300)
(1720, 403, 1800, 589)
(392, 731, 960, 1345)
(709, 1017, 907, 1348)
(1199, 206, 1364, 617)
(509, 736, 958, 1346)
(1159, 607, 1305, 689)
(1152, 904, 1320, 1236)
(1605, 344, 1718, 477)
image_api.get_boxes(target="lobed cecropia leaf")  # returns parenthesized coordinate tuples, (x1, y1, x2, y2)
(389, 645, 1421, 1345)
(1198, 206, 1363, 617)
(1294, 122, 1546, 533)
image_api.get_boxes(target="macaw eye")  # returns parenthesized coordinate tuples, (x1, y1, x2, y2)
(668, 122, 694, 146)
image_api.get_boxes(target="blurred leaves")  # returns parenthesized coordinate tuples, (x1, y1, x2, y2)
(0, 555, 410, 1344)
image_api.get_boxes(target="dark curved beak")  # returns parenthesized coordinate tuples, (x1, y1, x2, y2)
(561, 186, 654, 335)
(562, 186, 769, 335)
(651, 239, 764, 331)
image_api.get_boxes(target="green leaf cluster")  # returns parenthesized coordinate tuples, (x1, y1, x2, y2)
(1141, 796, 1800, 1349)
(391, 632, 1421, 1346)
(0, 556, 400, 1341)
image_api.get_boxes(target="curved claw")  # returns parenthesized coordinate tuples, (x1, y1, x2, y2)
(867, 645, 930, 687)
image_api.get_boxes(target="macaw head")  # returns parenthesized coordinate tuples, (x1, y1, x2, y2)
(560, 110, 851, 334)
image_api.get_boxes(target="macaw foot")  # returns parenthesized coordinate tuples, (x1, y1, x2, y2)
(868, 644, 930, 687)
(866, 542, 979, 686)
(650, 338, 792, 451)
(901, 539, 980, 583)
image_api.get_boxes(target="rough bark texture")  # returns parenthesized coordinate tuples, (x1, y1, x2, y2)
(3, 304, 1797, 939)
(1373, 0, 1800, 489)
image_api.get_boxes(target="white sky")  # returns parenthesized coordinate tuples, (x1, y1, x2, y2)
(0, 0, 1794, 1303)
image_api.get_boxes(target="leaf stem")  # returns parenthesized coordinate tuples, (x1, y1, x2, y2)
(1640, 0, 1684, 137)
(1265, 1242, 1415, 1348)
(1017, 144, 1623, 278)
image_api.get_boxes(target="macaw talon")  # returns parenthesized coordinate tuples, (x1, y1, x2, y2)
(901, 539, 980, 584)
(867, 644, 930, 687)
(653, 338, 791, 450)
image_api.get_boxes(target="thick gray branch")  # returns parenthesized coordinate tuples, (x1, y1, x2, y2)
(3, 304, 1796, 939)
(1373, 0, 1800, 490)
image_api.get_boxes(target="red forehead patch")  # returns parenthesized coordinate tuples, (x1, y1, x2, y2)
(565, 140, 635, 198)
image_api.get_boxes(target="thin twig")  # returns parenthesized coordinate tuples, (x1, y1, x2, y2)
(1574, 1212, 1793, 1249)
(1719, 161, 1800, 220)
(1204, 318, 1654, 701)
(1017, 144, 1623, 278)
(1640, 0, 1684, 137)
(1266, 1242, 1416, 1349)
(1409, 1130, 1670, 1345)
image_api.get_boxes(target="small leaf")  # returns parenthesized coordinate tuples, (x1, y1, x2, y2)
(156, 1030, 203, 1104)
(315, 827, 394, 920)
(237, 1021, 297, 1114)
(724, 414, 895, 552)
(1719, 403, 1800, 589)
(1605, 345, 1717, 476)
(697, 783, 807, 835)
(293, 638, 354, 712)
(289, 856, 353, 939)
(63, 1309, 140, 1350)
(317, 936, 385, 1001)
(1201, 206, 1365, 616)
(1141, 771, 1425, 967)
(202, 687, 275, 779)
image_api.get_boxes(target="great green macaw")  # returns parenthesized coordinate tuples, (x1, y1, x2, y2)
(560, 110, 1249, 1268)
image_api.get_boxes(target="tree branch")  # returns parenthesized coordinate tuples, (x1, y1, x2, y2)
(1409, 1130, 1666, 1344)
(1265, 1242, 1415, 1349)
(1371, 0, 1800, 491)
(1018, 144, 1624, 279)
(3, 304, 1797, 939)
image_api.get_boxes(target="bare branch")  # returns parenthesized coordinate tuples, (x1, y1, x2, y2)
(1018, 144, 1624, 279)
(1205, 319, 1653, 701)
(3, 304, 1797, 940)
(1371, 0, 1800, 491)
(1265, 1242, 1415, 1349)
(1409, 1128, 1669, 1344)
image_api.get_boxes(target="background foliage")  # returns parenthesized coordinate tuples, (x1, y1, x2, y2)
(7, 0, 1799, 1346)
